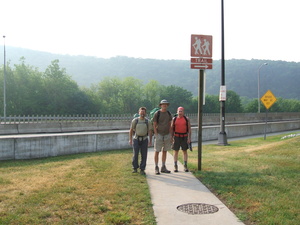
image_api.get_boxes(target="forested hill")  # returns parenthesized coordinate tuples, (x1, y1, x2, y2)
(4, 46, 300, 100)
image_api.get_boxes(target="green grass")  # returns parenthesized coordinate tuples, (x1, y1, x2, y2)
(1, 132, 299, 225)
(185, 133, 300, 225)
(0, 151, 156, 225)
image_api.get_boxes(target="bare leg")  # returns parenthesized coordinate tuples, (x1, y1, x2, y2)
(162, 150, 167, 163)
(183, 150, 188, 162)
(183, 150, 189, 172)
(173, 150, 179, 162)
(154, 151, 159, 165)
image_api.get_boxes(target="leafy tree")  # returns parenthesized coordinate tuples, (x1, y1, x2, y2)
(225, 90, 243, 113)
(42, 60, 82, 114)
(189, 97, 199, 113)
(65, 89, 96, 114)
(159, 85, 193, 113)
(269, 98, 300, 112)
(121, 77, 143, 113)
(0, 62, 14, 115)
(244, 99, 259, 113)
(96, 77, 123, 114)
(81, 86, 104, 114)
(203, 94, 219, 113)
(287, 99, 300, 112)
(143, 80, 162, 109)
(11, 58, 45, 115)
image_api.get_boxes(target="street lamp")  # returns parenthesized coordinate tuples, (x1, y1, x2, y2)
(218, 0, 228, 145)
(257, 62, 268, 113)
(3, 35, 6, 120)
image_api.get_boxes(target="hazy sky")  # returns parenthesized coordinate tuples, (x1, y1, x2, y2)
(1, 0, 299, 62)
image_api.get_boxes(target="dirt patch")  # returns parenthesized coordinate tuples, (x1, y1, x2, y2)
(244, 142, 280, 153)
(1, 159, 85, 198)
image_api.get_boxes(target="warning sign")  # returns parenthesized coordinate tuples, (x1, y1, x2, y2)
(260, 90, 277, 109)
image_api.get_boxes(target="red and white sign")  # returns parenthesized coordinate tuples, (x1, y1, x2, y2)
(191, 34, 213, 58)
(191, 58, 212, 64)
(191, 64, 212, 69)
(190, 34, 213, 70)
(219, 85, 226, 101)
(190, 58, 213, 69)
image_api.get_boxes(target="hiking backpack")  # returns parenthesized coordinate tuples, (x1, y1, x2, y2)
(172, 115, 189, 134)
(149, 108, 171, 123)
(133, 117, 149, 136)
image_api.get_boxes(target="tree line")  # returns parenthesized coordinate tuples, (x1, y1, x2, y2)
(0, 59, 299, 116)
(4, 48, 300, 100)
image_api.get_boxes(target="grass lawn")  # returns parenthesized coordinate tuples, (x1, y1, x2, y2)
(0, 132, 299, 225)
(187, 132, 300, 225)
(0, 150, 156, 225)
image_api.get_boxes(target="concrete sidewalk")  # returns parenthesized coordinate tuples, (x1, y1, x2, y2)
(145, 147, 244, 225)
(144, 130, 300, 224)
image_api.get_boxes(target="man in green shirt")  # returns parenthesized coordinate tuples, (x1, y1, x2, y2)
(129, 107, 153, 175)
(153, 100, 173, 175)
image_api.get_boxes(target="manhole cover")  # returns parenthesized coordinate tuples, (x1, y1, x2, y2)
(177, 203, 219, 215)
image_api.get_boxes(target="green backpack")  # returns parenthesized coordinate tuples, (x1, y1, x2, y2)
(149, 108, 160, 123)
(149, 107, 171, 130)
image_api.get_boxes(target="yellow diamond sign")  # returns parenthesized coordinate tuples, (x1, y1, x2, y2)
(260, 90, 277, 109)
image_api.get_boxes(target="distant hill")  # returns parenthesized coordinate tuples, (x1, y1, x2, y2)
(2, 46, 300, 100)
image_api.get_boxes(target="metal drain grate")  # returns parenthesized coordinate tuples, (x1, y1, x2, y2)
(177, 203, 219, 215)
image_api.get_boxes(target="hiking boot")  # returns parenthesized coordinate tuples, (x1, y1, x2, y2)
(161, 165, 171, 173)
(132, 168, 138, 173)
(184, 165, 189, 172)
(140, 170, 146, 175)
(155, 166, 160, 175)
(174, 165, 178, 172)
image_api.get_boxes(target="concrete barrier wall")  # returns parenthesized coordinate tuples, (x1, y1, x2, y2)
(1, 120, 299, 161)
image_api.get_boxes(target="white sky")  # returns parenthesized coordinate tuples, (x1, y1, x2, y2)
(1, 0, 300, 62)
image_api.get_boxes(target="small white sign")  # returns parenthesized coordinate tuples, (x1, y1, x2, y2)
(219, 85, 226, 101)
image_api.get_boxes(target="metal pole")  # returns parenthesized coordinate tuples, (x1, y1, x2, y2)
(218, 0, 228, 145)
(258, 63, 268, 113)
(258, 67, 260, 113)
(198, 69, 204, 171)
(3, 35, 6, 120)
(264, 109, 268, 140)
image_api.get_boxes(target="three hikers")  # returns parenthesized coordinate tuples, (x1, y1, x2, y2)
(129, 101, 192, 175)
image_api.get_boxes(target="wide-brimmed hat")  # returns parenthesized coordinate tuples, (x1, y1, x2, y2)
(159, 99, 170, 106)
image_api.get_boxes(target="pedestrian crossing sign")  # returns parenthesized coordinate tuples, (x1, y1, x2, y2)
(260, 90, 277, 109)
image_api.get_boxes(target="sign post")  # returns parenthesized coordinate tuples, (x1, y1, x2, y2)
(260, 90, 277, 140)
(191, 34, 213, 171)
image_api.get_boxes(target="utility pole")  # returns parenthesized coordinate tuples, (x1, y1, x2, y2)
(3, 35, 6, 120)
(218, 0, 228, 145)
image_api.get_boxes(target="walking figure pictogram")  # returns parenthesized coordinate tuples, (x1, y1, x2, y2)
(192, 37, 203, 55)
(202, 39, 211, 56)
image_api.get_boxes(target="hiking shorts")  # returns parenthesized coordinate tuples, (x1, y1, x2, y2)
(154, 134, 172, 152)
(172, 136, 188, 151)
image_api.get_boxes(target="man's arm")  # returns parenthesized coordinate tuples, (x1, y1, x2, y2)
(187, 117, 192, 144)
(153, 121, 158, 136)
(129, 128, 134, 145)
(148, 129, 153, 146)
(170, 119, 174, 138)
(129, 120, 135, 145)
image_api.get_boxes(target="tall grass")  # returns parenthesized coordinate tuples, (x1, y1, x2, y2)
(0, 151, 156, 225)
(186, 133, 300, 225)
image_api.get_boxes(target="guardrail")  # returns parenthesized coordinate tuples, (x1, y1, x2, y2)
(0, 112, 299, 124)
(0, 114, 135, 124)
